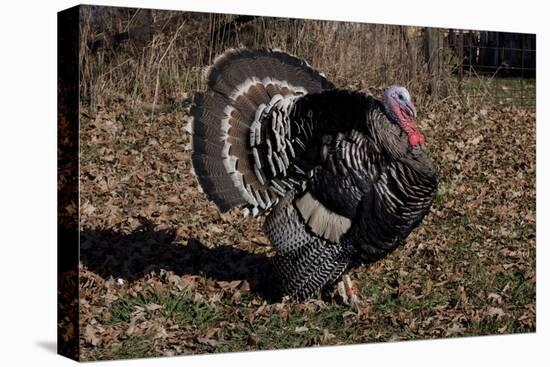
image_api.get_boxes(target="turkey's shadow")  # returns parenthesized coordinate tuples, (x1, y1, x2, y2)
(80, 220, 277, 301)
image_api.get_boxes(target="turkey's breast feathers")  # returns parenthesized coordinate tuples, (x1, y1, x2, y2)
(274, 90, 438, 260)
(307, 129, 375, 222)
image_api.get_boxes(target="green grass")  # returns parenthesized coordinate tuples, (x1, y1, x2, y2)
(90, 336, 157, 361)
(95, 289, 355, 358)
(110, 290, 224, 329)
(217, 304, 351, 352)
(80, 143, 104, 164)
(81, 143, 103, 155)
(452, 76, 535, 107)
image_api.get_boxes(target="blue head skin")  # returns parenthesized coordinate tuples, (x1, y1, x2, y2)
(382, 85, 424, 146)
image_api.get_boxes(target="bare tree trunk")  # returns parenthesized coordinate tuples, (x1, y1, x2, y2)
(400, 26, 416, 84)
(457, 30, 464, 97)
(424, 27, 448, 98)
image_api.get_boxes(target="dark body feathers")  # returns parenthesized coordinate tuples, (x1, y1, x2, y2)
(190, 49, 438, 300)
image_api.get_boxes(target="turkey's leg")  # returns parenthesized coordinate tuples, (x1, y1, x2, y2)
(337, 274, 359, 308)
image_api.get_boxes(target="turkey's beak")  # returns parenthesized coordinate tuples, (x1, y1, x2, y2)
(406, 102, 417, 119)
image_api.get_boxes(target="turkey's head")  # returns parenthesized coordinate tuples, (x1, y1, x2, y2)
(382, 85, 424, 146)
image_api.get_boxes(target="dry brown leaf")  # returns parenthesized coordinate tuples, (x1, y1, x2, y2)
(145, 303, 164, 312)
(446, 323, 465, 336)
(486, 307, 506, 319)
(83, 325, 101, 346)
(197, 337, 219, 347)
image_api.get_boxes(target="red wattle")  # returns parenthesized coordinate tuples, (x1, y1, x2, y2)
(402, 120, 424, 146)
(393, 102, 425, 146)
(408, 132, 425, 146)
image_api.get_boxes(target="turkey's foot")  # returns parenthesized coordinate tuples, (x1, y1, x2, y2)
(336, 274, 360, 309)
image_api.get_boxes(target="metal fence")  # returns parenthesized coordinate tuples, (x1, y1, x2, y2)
(447, 30, 536, 107)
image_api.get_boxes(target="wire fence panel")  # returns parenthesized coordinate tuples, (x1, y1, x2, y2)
(446, 30, 535, 108)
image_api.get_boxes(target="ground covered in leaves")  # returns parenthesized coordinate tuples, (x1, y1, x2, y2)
(76, 100, 535, 360)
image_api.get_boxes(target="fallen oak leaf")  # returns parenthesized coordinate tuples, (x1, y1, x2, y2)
(145, 303, 164, 312)
(322, 328, 336, 342)
(197, 337, 219, 347)
(445, 323, 465, 336)
(84, 324, 101, 346)
(487, 293, 503, 304)
(486, 307, 505, 319)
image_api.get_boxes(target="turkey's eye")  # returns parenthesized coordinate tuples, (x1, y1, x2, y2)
(398, 94, 404, 101)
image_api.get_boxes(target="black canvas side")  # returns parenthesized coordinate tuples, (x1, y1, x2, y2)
(57, 5, 80, 361)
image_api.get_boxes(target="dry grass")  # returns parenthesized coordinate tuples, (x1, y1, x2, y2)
(73, 5, 536, 361)
(79, 6, 449, 116)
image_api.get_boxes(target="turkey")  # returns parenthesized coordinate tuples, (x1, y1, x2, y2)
(189, 48, 438, 301)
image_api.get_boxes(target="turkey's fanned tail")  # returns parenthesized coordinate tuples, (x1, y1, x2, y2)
(190, 48, 334, 213)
